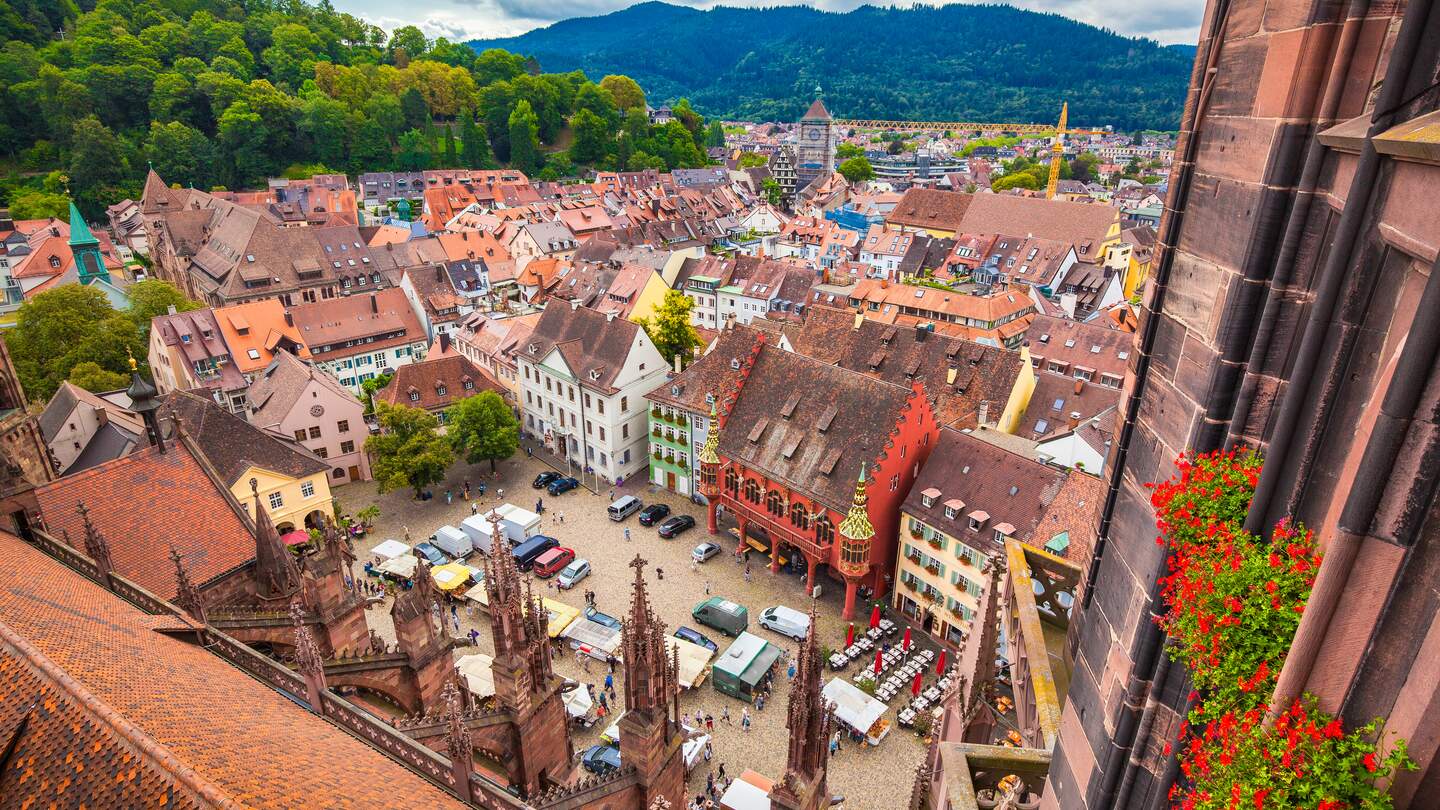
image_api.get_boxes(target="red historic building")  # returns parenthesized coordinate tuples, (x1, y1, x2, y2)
(700, 339, 940, 618)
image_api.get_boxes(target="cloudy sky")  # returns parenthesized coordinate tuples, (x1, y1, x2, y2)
(346, 0, 1203, 48)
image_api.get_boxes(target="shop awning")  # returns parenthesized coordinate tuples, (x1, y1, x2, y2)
(665, 635, 716, 688)
(371, 539, 411, 560)
(456, 653, 494, 697)
(431, 563, 473, 592)
(823, 677, 887, 735)
(562, 686, 593, 718)
(280, 530, 310, 547)
(463, 581, 489, 605)
(377, 554, 418, 579)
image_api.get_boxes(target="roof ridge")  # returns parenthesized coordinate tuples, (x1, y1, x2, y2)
(0, 616, 240, 808)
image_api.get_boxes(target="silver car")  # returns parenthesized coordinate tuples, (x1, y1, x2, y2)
(557, 559, 591, 589)
(758, 605, 811, 640)
(692, 542, 722, 564)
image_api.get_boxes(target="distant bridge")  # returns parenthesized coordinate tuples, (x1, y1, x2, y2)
(833, 119, 1110, 136)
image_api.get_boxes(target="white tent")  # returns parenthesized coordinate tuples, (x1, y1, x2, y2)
(562, 686, 593, 719)
(456, 653, 495, 698)
(664, 635, 716, 688)
(462, 580, 489, 605)
(823, 677, 888, 739)
(377, 554, 418, 578)
(682, 733, 712, 771)
(371, 539, 410, 560)
(720, 775, 772, 810)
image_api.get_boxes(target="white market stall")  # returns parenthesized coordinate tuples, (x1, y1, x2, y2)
(823, 677, 892, 745)
(562, 617, 623, 661)
(376, 554, 418, 579)
(371, 539, 410, 560)
(720, 770, 774, 810)
(562, 685, 594, 723)
(682, 732, 712, 771)
(456, 653, 495, 698)
(664, 635, 716, 689)
(468, 504, 541, 550)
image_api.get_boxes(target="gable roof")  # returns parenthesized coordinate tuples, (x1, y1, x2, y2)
(375, 354, 504, 412)
(644, 325, 768, 412)
(32, 441, 256, 599)
(521, 304, 646, 394)
(38, 381, 145, 442)
(212, 299, 311, 373)
(246, 350, 358, 429)
(887, 189, 974, 233)
(158, 390, 328, 486)
(956, 194, 1119, 263)
(0, 530, 468, 808)
(717, 344, 914, 512)
(803, 97, 832, 121)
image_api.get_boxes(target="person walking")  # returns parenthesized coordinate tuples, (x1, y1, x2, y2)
(705, 713, 714, 732)
(721, 705, 730, 724)
(604, 672, 614, 695)
(704, 580, 711, 595)
(717, 763, 726, 782)
(623, 527, 630, 542)
(598, 691, 608, 713)
(787, 660, 796, 681)
(740, 709, 751, 732)
(558, 511, 565, 524)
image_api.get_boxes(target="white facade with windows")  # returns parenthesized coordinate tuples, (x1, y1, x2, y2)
(313, 341, 428, 394)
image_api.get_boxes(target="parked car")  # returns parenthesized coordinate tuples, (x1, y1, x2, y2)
(607, 495, 643, 521)
(533, 547, 576, 578)
(413, 542, 450, 567)
(758, 605, 811, 641)
(557, 559, 591, 589)
(656, 514, 696, 539)
(692, 597, 749, 637)
(581, 744, 621, 775)
(692, 542, 722, 564)
(532, 471, 561, 489)
(584, 606, 622, 630)
(512, 535, 560, 572)
(637, 503, 671, 526)
(547, 476, 580, 495)
(673, 626, 718, 652)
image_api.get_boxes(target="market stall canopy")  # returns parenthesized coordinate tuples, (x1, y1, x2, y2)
(371, 539, 411, 560)
(431, 562, 472, 592)
(683, 732, 712, 770)
(562, 685, 593, 718)
(457, 653, 495, 697)
(280, 530, 310, 547)
(720, 770, 775, 810)
(377, 554, 418, 578)
(823, 677, 887, 735)
(542, 598, 582, 638)
(462, 579, 488, 605)
(713, 632, 781, 694)
(665, 635, 716, 688)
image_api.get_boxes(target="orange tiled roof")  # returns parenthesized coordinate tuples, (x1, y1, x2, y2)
(213, 299, 311, 373)
(0, 529, 469, 807)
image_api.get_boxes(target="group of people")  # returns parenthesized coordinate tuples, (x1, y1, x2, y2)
(693, 762, 732, 809)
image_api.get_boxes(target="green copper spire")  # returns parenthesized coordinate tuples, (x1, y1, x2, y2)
(68, 202, 109, 286)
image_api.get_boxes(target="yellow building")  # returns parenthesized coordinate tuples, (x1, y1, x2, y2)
(161, 390, 335, 534)
(995, 344, 1038, 434)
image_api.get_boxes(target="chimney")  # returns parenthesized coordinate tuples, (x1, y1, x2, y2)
(435, 265, 444, 281)
(915, 323, 928, 342)
(605, 310, 617, 322)
(1074, 378, 1085, 395)
(370, 294, 378, 313)
(1068, 411, 1081, 430)
(977, 400, 990, 427)
(167, 304, 177, 316)
(439, 332, 451, 353)
(673, 353, 682, 373)
(570, 299, 581, 311)
(284, 311, 293, 327)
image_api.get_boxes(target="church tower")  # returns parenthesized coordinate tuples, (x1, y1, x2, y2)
(68, 202, 110, 286)
(618, 555, 686, 809)
(769, 604, 832, 810)
(795, 86, 836, 187)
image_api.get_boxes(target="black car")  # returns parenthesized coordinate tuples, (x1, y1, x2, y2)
(656, 514, 696, 539)
(637, 503, 671, 526)
(581, 744, 621, 774)
(547, 476, 580, 495)
(532, 471, 561, 489)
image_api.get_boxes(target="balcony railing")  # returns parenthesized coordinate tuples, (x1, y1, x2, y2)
(724, 495, 831, 560)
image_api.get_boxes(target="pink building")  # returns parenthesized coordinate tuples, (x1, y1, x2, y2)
(245, 350, 371, 485)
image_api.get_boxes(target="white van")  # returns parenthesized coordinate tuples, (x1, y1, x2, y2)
(607, 495, 643, 522)
(430, 525, 471, 559)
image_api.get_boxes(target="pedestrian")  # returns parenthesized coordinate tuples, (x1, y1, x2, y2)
(706, 771, 714, 796)
(829, 735, 839, 757)
(705, 713, 714, 732)
(445, 489, 453, 504)
(656, 567, 664, 580)
(704, 740, 713, 762)
(536, 497, 543, 513)
(604, 672, 614, 692)
(744, 565, 752, 583)
(468, 628, 480, 645)
(717, 762, 727, 782)
(756, 693, 765, 711)
(624, 526, 630, 542)
(608, 489, 614, 500)
(694, 710, 704, 728)
(741, 709, 751, 732)
(471, 501, 479, 515)
(558, 511, 565, 524)
(607, 655, 617, 674)
(787, 661, 796, 680)
(704, 580, 711, 595)
(721, 705, 730, 724)
(598, 691, 608, 712)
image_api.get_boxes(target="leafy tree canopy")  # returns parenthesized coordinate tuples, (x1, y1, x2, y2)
(67, 360, 129, 392)
(838, 156, 874, 183)
(634, 289, 701, 366)
(4, 283, 144, 402)
(446, 389, 519, 472)
(366, 401, 454, 497)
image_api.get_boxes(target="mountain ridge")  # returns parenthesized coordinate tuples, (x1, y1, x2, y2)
(470, 2, 1194, 130)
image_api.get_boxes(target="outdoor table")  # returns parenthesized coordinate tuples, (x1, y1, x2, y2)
(829, 654, 848, 670)
(867, 628, 883, 640)
(919, 649, 935, 660)
(912, 697, 929, 712)
(857, 638, 874, 651)
(897, 710, 914, 727)
(937, 677, 952, 691)
(845, 644, 861, 657)
(924, 687, 941, 701)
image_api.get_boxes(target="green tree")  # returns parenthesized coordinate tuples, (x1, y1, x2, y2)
(836, 142, 865, 160)
(569, 107, 609, 164)
(67, 116, 128, 213)
(7, 190, 68, 220)
(145, 122, 215, 190)
(634, 290, 701, 366)
(359, 371, 393, 415)
(838, 156, 875, 183)
(400, 86, 429, 130)
(599, 74, 645, 113)
(366, 401, 453, 498)
(991, 172, 1041, 192)
(737, 152, 768, 169)
(396, 128, 431, 171)
(459, 111, 493, 168)
(446, 390, 519, 473)
(388, 25, 428, 63)
(67, 361, 128, 392)
(507, 99, 540, 174)
(5, 284, 143, 401)
(127, 279, 201, 343)
(762, 177, 782, 206)
(442, 123, 457, 167)
(217, 101, 269, 186)
(704, 120, 725, 149)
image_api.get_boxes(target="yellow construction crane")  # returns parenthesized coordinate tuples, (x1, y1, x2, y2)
(1046, 103, 1069, 200)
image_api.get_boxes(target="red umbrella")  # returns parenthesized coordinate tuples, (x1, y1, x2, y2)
(873, 649, 883, 675)
(912, 671, 923, 697)
(902, 627, 912, 652)
(869, 604, 881, 630)
(936, 650, 948, 675)
(845, 623, 855, 647)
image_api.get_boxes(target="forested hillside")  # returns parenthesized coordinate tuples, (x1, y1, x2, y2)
(0, 0, 710, 219)
(472, 2, 1194, 131)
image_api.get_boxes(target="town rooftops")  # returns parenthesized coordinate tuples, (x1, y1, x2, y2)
(644, 325, 769, 413)
(955, 194, 1119, 263)
(32, 440, 256, 599)
(886, 188, 975, 233)
(0, 529, 469, 808)
(375, 353, 503, 412)
(158, 390, 328, 487)
(523, 303, 646, 394)
(1025, 313, 1133, 382)
(212, 298, 311, 373)
(717, 343, 914, 512)
(286, 288, 424, 356)
(246, 350, 355, 430)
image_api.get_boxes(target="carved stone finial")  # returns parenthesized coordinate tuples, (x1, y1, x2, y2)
(291, 599, 325, 680)
(77, 501, 114, 576)
(170, 545, 205, 622)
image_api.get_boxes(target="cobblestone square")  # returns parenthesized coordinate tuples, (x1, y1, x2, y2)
(342, 449, 931, 809)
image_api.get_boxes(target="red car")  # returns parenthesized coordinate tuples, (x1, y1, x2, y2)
(533, 546, 577, 578)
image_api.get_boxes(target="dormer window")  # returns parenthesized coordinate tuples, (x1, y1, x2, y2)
(437, 386, 447, 396)
(409, 392, 420, 402)
(944, 505, 957, 520)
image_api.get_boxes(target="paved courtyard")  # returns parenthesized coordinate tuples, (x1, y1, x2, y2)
(340, 449, 930, 809)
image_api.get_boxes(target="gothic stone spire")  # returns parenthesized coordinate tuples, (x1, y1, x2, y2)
(621, 555, 674, 717)
(773, 602, 831, 810)
(76, 501, 113, 577)
(442, 678, 477, 802)
(484, 515, 533, 662)
(290, 599, 328, 710)
(251, 478, 303, 600)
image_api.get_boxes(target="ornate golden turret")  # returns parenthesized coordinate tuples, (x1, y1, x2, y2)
(837, 465, 875, 577)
